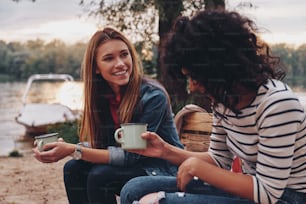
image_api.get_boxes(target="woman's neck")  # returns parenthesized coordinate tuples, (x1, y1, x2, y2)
(235, 90, 256, 110)
(109, 85, 122, 102)
(115, 94, 121, 102)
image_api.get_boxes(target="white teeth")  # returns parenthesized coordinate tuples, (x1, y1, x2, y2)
(113, 70, 127, 76)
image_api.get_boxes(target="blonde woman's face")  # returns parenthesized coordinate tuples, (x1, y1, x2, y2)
(95, 39, 133, 92)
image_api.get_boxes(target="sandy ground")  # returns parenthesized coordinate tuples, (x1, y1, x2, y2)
(0, 153, 70, 204)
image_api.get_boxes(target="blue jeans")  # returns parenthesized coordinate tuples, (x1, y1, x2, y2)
(63, 159, 146, 204)
(120, 176, 306, 204)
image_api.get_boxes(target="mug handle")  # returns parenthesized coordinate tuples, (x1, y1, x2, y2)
(114, 128, 124, 144)
(37, 140, 44, 152)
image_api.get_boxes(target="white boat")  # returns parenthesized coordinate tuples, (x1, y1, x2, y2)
(15, 74, 82, 135)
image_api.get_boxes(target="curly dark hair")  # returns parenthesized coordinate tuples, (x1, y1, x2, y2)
(163, 10, 286, 113)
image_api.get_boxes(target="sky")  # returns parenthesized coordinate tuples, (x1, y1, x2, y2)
(227, 0, 306, 47)
(0, 0, 98, 44)
(0, 0, 305, 47)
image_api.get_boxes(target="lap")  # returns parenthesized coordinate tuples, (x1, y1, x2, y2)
(120, 176, 178, 203)
(64, 159, 146, 181)
(121, 176, 253, 204)
(158, 192, 253, 204)
(122, 176, 306, 204)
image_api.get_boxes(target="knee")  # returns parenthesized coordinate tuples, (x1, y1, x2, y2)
(87, 164, 108, 177)
(86, 165, 114, 185)
(121, 176, 177, 204)
(120, 178, 139, 203)
(63, 159, 78, 174)
(63, 159, 87, 181)
(120, 177, 150, 204)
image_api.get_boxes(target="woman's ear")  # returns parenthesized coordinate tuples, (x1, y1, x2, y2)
(95, 69, 100, 74)
(188, 79, 206, 94)
(188, 79, 200, 92)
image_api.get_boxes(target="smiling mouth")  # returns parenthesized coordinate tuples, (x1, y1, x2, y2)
(113, 70, 127, 76)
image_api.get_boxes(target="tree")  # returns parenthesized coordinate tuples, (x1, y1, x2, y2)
(79, 0, 224, 78)
(80, 0, 224, 112)
(11, 0, 227, 111)
(295, 44, 306, 86)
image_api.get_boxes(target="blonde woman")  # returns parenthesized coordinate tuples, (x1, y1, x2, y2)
(33, 27, 183, 204)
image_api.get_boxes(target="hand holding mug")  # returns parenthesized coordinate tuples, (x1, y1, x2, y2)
(34, 133, 59, 152)
(127, 131, 168, 158)
(114, 123, 147, 149)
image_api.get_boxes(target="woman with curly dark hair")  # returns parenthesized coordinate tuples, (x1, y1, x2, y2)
(120, 10, 306, 204)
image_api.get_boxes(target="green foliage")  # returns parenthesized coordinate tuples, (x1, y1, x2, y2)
(8, 149, 23, 157)
(0, 37, 157, 81)
(47, 121, 80, 144)
(0, 74, 15, 82)
(270, 44, 306, 87)
(80, 0, 209, 79)
(0, 39, 86, 81)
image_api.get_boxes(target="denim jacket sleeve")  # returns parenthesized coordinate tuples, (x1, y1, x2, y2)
(135, 84, 169, 132)
(108, 82, 181, 169)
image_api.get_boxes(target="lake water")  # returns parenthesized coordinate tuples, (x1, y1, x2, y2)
(0, 81, 82, 156)
(1, 82, 306, 156)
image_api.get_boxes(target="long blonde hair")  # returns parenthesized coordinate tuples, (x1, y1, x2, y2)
(80, 27, 143, 147)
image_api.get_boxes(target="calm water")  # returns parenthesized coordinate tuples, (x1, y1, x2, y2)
(0, 81, 82, 156)
(1, 82, 306, 156)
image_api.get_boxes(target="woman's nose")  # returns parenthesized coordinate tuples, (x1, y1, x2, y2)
(114, 58, 124, 68)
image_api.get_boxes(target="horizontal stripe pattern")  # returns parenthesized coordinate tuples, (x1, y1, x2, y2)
(209, 79, 306, 203)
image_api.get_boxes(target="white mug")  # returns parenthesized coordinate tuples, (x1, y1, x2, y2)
(114, 123, 147, 149)
(34, 133, 59, 152)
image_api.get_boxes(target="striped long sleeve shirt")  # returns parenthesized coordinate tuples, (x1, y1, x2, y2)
(208, 79, 306, 204)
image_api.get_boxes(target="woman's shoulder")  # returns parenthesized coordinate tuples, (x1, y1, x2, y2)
(258, 79, 295, 97)
(141, 77, 167, 94)
(256, 79, 302, 109)
(139, 78, 170, 105)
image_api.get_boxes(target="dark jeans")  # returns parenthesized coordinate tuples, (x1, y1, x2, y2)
(63, 159, 146, 204)
(120, 176, 306, 204)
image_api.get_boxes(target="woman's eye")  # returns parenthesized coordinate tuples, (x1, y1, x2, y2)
(121, 52, 129, 57)
(103, 57, 113, 61)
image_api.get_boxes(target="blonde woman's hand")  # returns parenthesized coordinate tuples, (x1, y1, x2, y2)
(33, 140, 73, 163)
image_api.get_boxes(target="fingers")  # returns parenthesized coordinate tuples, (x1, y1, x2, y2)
(141, 131, 153, 139)
(41, 142, 57, 151)
(32, 142, 59, 163)
(177, 160, 194, 191)
(33, 149, 58, 163)
(143, 131, 159, 137)
(176, 173, 185, 191)
(176, 177, 181, 190)
(177, 175, 188, 192)
(176, 166, 183, 190)
(32, 147, 40, 155)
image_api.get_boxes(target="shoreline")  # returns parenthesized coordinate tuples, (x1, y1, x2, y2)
(0, 153, 69, 204)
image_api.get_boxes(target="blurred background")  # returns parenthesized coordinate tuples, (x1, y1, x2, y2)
(1, 0, 306, 156)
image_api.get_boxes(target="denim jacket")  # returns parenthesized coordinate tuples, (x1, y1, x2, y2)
(107, 79, 184, 176)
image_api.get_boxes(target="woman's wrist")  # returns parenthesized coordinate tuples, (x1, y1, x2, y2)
(161, 142, 172, 159)
(162, 142, 183, 165)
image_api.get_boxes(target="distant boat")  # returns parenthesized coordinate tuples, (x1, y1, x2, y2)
(15, 74, 82, 136)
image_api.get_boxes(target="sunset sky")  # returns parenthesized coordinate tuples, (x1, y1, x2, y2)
(0, 0, 305, 47)
(227, 0, 306, 47)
